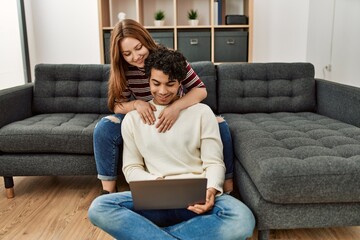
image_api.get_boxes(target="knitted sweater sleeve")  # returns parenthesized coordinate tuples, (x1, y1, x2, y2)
(200, 106, 226, 194)
(121, 113, 160, 182)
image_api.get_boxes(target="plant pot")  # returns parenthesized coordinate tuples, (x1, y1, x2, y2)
(188, 19, 199, 26)
(154, 20, 165, 27)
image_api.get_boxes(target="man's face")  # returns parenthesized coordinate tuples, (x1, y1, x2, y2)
(149, 69, 180, 105)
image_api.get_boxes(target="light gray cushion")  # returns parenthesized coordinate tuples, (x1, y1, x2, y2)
(225, 112, 360, 204)
(0, 113, 107, 154)
(217, 63, 316, 114)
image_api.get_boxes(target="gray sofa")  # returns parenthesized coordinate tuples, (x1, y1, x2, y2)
(1, 62, 360, 240)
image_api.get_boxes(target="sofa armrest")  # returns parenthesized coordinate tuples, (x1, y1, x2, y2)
(316, 79, 360, 127)
(0, 83, 33, 128)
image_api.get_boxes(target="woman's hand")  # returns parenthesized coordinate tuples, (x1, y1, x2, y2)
(156, 104, 181, 133)
(187, 188, 217, 214)
(134, 100, 156, 125)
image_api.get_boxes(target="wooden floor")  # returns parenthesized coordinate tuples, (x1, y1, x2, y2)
(1, 176, 359, 240)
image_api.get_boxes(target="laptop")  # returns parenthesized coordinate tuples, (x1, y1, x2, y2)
(129, 178, 207, 210)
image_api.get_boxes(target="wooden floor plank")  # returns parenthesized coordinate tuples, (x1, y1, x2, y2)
(0, 176, 359, 240)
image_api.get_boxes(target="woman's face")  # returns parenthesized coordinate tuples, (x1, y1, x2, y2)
(120, 37, 149, 68)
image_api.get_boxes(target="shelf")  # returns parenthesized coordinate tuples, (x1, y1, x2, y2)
(145, 26, 175, 29)
(214, 25, 250, 28)
(97, 0, 253, 64)
(176, 25, 212, 29)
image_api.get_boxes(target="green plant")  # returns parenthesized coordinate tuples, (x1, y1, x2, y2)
(154, 10, 165, 20)
(187, 9, 198, 20)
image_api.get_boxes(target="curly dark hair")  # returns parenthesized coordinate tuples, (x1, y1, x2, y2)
(144, 46, 187, 82)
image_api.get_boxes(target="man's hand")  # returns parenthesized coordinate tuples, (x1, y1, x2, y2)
(187, 188, 218, 214)
(134, 100, 157, 125)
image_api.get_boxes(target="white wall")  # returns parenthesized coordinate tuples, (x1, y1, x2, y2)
(253, 0, 310, 62)
(307, 0, 360, 88)
(330, 0, 360, 87)
(1, 0, 359, 90)
(21, 0, 313, 68)
(0, 1, 25, 89)
(306, 0, 335, 81)
(25, 0, 100, 80)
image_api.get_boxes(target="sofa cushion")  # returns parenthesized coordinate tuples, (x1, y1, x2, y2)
(224, 112, 360, 204)
(190, 61, 217, 113)
(33, 64, 111, 114)
(0, 113, 107, 154)
(217, 63, 316, 114)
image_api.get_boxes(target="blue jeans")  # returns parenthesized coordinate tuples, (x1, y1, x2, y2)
(88, 191, 255, 239)
(93, 114, 234, 181)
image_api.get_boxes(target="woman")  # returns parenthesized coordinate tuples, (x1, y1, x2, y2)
(93, 19, 234, 194)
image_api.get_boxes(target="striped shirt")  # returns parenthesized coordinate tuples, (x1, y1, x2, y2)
(120, 62, 205, 102)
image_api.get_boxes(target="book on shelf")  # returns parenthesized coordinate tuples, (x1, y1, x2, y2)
(214, 1, 218, 25)
(217, 0, 223, 25)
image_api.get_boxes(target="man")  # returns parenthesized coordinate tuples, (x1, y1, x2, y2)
(88, 47, 255, 239)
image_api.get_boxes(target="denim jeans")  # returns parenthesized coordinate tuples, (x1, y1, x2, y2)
(93, 114, 125, 181)
(93, 114, 234, 181)
(218, 120, 234, 179)
(88, 191, 255, 240)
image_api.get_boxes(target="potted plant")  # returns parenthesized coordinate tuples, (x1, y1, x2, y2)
(154, 10, 165, 26)
(187, 9, 199, 26)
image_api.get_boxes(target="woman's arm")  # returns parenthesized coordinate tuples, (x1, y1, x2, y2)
(156, 61, 208, 132)
(117, 87, 206, 130)
(171, 87, 207, 111)
(156, 87, 207, 132)
(113, 101, 136, 114)
(114, 100, 157, 124)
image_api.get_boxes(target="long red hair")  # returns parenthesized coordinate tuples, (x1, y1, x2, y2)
(108, 19, 158, 111)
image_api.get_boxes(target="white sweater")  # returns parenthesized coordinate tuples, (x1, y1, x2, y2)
(121, 100, 225, 193)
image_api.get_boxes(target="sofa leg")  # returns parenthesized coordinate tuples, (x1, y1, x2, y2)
(258, 229, 270, 240)
(4, 176, 15, 198)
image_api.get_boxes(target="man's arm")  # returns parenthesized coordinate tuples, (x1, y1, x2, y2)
(187, 105, 225, 215)
(121, 114, 160, 182)
(199, 105, 226, 194)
